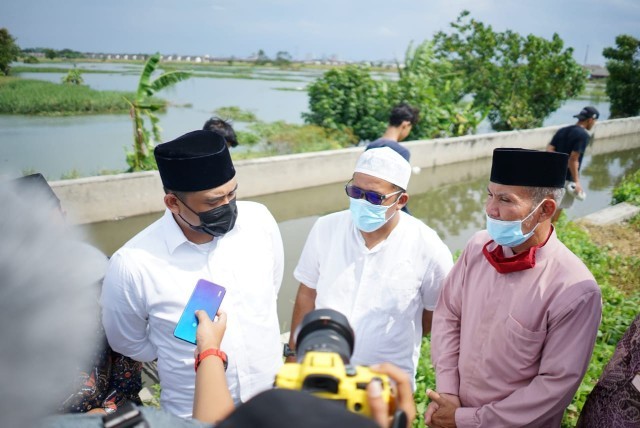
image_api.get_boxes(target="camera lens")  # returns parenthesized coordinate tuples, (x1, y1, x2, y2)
(294, 309, 355, 364)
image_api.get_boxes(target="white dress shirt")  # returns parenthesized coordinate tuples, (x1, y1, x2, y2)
(101, 201, 284, 418)
(294, 210, 453, 386)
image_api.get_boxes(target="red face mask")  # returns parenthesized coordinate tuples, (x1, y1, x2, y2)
(482, 226, 554, 274)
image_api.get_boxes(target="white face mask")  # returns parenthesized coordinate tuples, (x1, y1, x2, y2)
(485, 201, 543, 247)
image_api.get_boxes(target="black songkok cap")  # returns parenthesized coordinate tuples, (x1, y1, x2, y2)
(490, 148, 568, 188)
(154, 130, 235, 192)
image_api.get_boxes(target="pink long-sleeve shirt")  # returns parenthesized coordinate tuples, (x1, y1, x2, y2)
(431, 229, 602, 427)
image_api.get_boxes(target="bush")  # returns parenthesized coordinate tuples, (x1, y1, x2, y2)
(214, 106, 258, 122)
(61, 68, 84, 85)
(235, 130, 260, 146)
(612, 169, 640, 205)
(250, 121, 357, 155)
(303, 65, 391, 142)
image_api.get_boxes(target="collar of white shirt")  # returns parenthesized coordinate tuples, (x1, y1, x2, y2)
(160, 209, 196, 255)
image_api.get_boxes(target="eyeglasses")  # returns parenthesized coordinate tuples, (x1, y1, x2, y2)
(344, 181, 403, 205)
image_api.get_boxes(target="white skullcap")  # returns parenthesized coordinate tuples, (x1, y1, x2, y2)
(354, 147, 412, 189)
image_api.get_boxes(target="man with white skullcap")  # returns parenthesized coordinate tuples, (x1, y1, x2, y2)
(286, 147, 453, 387)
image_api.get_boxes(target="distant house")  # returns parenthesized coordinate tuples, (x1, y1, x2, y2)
(584, 64, 609, 79)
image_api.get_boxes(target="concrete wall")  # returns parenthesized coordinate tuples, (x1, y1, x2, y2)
(52, 116, 640, 225)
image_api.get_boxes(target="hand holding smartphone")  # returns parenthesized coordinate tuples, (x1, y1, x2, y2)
(174, 279, 226, 345)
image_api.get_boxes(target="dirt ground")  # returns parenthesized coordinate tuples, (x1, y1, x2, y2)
(576, 219, 640, 294)
(577, 221, 639, 259)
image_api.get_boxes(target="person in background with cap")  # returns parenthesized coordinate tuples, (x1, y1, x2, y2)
(547, 106, 600, 222)
(425, 148, 602, 428)
(100, 130, 284, 418)
(286, 147, 453, 387)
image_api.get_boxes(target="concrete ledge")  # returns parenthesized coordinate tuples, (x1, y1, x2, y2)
(579, 202, 640, 225)
(50, 116, 640, 224)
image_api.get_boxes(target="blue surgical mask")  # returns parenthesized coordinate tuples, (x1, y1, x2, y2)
(349, 197, 399, 233)
(485, 201, 543, 247)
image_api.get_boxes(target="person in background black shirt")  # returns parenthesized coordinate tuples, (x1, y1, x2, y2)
(547, 106, 599, 222)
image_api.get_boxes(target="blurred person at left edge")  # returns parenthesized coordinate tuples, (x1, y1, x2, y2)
(100, 130, 284, 418)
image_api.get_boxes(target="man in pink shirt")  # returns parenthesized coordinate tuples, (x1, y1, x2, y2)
(426, 148, 602, 428)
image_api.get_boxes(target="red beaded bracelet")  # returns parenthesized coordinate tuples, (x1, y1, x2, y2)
(195, 348, 228, 372)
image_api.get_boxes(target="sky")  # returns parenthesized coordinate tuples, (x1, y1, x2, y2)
(1, 0, 639, 65)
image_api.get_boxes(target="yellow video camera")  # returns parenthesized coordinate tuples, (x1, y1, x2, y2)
(275, 309, 394, 417)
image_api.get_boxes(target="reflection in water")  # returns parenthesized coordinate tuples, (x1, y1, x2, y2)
(79, 140, 639, 332)
(582, 151, 640, 191)
(411, 176, 488, 252)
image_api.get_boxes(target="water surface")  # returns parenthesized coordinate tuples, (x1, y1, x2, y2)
(0, 63, 611, 179)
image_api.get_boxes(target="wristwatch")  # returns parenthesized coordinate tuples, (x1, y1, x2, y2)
(283, 343, 296, 358)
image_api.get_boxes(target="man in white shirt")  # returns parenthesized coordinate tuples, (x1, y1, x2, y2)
(287, 147, 453, 387)
(101, 130, 284, 418)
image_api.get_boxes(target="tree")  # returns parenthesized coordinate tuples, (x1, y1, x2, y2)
(434, 11, 586, 131)
(44, 48, 57, 60)
(58, 48, 83, 59)
(274, 51, 292, 67)
(255, 49, 270, 66)
(303, 40, 486, 142)
(124, 53, 191, 171)
(0, 28, 20, 76)
(603, 35, 640, 118)
(303, 65, 393, 141)
(396, 41, 486, 138)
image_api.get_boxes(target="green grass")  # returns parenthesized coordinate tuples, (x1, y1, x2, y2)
(248, 121, 357, 154)
(555, 215, 639, 427)
(0, 77, 140, 115)
(213, 106, 259, 122)
(12, 66, 133, 74)
(612, 169, 640, 205)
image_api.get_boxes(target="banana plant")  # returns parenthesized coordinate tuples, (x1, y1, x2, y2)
(125, 53, 192, 171)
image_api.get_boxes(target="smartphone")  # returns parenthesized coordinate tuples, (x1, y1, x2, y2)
(173, 279, 226, 345)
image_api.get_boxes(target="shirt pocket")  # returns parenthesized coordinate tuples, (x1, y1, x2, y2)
(373, 266, 421, 315)
(500, 314, 547, 373)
